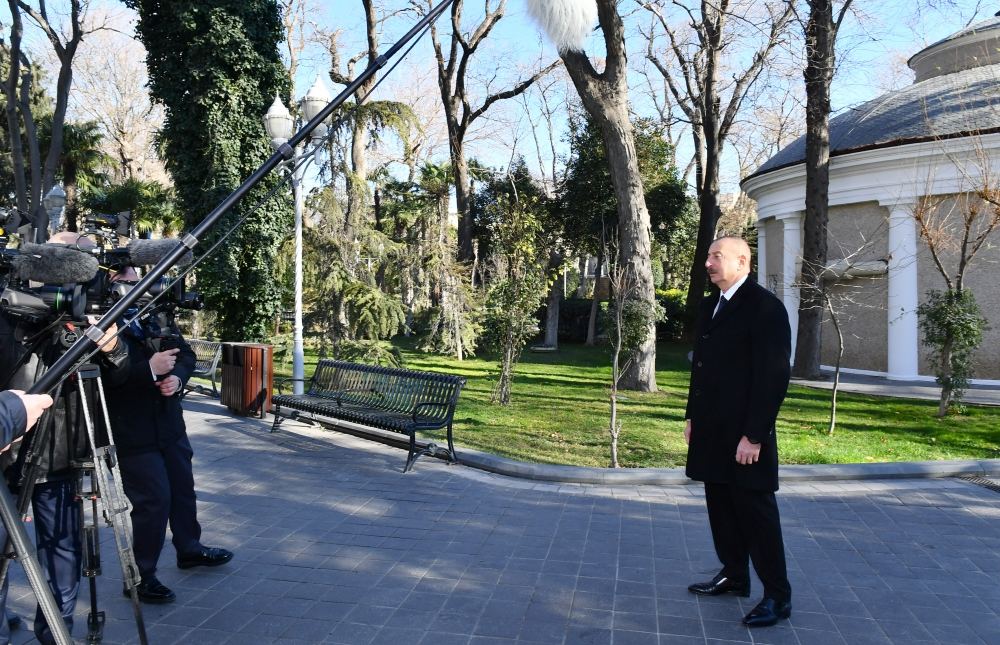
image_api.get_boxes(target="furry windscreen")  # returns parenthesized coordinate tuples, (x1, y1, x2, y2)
(525, 0, 597, 52)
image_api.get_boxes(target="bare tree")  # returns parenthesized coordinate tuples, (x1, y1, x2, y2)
(557, 0, 659, 391)
(792, 0, 854, 378)
(422, 0, 560, 262)
(4, 0, 89, 239)
(639, 0, 794, 337)
(327, 0, 388, 230)
(70, 17, 165, 183)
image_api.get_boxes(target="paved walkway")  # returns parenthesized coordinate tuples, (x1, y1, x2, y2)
(5, 397, 1000, 644)
(791, 370, 1000, 407)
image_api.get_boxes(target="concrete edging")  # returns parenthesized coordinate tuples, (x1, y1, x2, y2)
(456, 448, 1000, 485)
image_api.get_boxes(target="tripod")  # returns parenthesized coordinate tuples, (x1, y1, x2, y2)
(0, 355, 148, 644)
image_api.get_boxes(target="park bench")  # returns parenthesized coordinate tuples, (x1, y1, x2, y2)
(270, 359, 465, 472)
(181, 339, 223, 399)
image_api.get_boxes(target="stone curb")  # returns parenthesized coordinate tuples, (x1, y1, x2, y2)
(455, 447, 1000, 485)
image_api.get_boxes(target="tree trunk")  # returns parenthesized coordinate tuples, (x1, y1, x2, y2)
(576, 255, 588, 297)
(684, 172, 723, 337)
(347, 119, 370, 229)
(4, 5, 29, 222)
(586, 249, 604, 345)
(795, 0, 837, 379)
(937, 337, 954, 417)
(827, 296, 844, 435)
(454, 151, 473, 262)
(543, 251, 562, 348)
(561, 1, 657, 392)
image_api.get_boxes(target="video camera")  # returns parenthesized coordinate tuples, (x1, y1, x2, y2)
(0, 207, 200, 326)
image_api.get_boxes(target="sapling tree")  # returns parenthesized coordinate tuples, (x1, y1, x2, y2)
(482, 194, 549, 405)
(605, 250, 663, 466)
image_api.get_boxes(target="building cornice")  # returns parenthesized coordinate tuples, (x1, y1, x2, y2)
(743, 133, 1000, 220)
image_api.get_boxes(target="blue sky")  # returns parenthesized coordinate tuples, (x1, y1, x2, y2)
(311, 0, 997, 193)
(6, 0, 996, 194)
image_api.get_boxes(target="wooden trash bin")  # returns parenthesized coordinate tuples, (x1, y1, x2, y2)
(220, 342, 273, 418)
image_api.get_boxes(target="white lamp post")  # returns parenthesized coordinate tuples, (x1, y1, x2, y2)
(263, 76, 331, 395)
(42, 184, 66, 238)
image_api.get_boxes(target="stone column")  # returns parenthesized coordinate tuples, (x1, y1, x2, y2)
(781, 214, 802, 357)
(756, 220, 768, 287)
(886, 201, 920, 379)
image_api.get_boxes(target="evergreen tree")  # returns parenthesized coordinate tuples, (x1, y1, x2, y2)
(123, 0, 290, 341)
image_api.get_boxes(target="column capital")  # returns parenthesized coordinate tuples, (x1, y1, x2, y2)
(878, 198, 917, 213)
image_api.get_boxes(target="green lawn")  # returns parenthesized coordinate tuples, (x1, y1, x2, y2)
(263, 341, 1000, 469)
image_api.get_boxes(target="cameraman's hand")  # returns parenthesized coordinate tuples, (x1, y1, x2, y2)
(157, 375, 181, 397)
(11, 390, 53, 430)
(149, 348, 180, 376)
(86, 316, 120, 353)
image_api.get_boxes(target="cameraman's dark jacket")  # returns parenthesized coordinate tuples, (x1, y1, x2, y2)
(99, 319, 195, 457)
(0, 312, 129, 481)
(0, 390, 27, 450)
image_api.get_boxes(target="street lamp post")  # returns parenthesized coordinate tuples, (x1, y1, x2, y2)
(263, 77, 331, 395)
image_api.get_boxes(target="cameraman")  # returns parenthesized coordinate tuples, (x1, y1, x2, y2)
(100, 265, 232, 604)
(0, 231, 126, 645)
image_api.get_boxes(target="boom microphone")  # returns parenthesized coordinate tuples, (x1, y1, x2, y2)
(12, 243, 100, 284)
(126, 238, 193, 267)
(526, 0, 596, 52)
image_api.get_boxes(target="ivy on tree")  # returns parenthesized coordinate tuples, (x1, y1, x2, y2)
(123, 0, 290, 341)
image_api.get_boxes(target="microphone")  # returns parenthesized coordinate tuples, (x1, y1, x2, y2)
(126, 238, 193, 267)
(11, 243, 100, 284)
(526, 0, 596, 52)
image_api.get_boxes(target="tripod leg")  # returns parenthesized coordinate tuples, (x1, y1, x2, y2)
(0, 487, 73, 645)
(78, 368, 149, 645)
(80, 474, 105, 644)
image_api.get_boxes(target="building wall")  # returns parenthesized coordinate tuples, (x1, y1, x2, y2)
(820, 203, 890, 372)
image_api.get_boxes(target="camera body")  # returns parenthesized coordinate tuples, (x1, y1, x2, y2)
(0, 211, 201, 327)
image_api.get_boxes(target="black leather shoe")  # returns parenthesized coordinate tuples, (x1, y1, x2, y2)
(742, 597, 791, 627)
(125, 576, 176, 604)
(177, 546, 234, 569)
(688, 573, 750, 597)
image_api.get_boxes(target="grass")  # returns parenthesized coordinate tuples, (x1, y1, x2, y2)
(260, 340, 1000, 469)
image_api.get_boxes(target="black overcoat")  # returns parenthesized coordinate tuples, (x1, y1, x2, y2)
(100, 322, 195, 458)
(684, 279, 791, 491)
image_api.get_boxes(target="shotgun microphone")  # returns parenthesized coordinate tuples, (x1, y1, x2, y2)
(125, 239, 193, 267)
(11, 244, 100, 284)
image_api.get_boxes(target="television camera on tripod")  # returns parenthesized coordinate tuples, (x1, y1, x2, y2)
(0, 207, 201, 644)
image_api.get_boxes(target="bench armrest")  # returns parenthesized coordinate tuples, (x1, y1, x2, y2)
(274, 377, 307, 396)
(412, 401, 450, 422)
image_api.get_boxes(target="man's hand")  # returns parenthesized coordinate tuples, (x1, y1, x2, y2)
(86, 316, 119, 353)
(12, 390, 53, 430)
(735, 436, 760, 465)
(157, 375, 181, 397)
(149, 348, 180, 376)
(684, 419, 692, 445)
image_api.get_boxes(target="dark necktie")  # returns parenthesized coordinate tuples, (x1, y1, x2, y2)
(715, 295, 728, 318)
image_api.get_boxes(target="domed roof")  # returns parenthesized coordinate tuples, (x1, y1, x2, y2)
(747, 16, 1000, 180)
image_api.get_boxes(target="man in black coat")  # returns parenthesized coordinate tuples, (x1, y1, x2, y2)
(100, 269, 232, 604)
(684, 236, 793, 628)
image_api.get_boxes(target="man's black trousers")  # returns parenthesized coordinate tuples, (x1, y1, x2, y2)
(118, 435, 202, 578)
(704, 482, 791, 602)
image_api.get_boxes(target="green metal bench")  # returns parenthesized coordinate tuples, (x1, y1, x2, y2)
(181, 339, 223, 398)
(270, 359, 465, 472)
